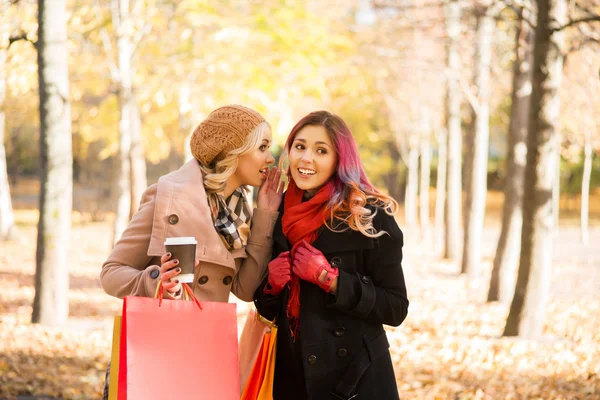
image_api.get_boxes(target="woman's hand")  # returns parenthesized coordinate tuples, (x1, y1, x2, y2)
(159, 253, 199, 297)
(160, 252, 182, 296)
(257, 167, 284, 212)
(264, 251, 292, 295)
(292, 241, 339, 293)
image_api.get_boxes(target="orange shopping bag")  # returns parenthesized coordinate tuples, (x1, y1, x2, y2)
(117, 283, 239, 400)
(238, 309, 271, 393)
(240, 312, 277, 400)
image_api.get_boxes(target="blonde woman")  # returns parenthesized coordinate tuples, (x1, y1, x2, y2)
(101, 105, 284, 397)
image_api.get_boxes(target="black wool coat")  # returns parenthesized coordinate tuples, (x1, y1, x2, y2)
(254, 204, 409, 400)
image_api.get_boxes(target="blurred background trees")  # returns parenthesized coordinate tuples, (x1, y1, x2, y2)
(0, 0, 599, 336)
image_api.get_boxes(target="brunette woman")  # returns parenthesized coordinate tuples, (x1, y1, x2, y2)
(254, 110, 408, 400)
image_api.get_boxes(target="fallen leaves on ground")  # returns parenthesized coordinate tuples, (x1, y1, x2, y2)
(0, 215, 598, 399)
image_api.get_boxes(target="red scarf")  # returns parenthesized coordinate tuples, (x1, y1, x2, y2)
(282, 179, 333, 340)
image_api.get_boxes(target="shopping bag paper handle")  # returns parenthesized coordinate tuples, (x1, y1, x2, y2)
(155, 281, 203, 310)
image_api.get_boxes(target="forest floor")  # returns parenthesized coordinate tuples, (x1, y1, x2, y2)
(1, 182, 599, 399)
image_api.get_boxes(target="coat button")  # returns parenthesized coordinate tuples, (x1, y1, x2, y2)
(361, 275, 370, 284)
(330, 256, 342, 268)
(168, 214, 179, 225)
(307, 355, 317, 365)
(222, 275, 232, 285)
(150, 269, 159, 279)
(198, 275, 209, 285)
(337, 348, 348, 357)
(334, 326, 345, 337)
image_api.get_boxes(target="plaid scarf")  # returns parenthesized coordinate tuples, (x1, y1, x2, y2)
(207, 187, 252, 250)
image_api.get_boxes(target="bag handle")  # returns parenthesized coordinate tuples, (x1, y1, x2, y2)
(254, 308, 276, 329)
(154, 281, 203, 310)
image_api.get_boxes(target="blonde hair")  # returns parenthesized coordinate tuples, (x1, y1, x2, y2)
(200, 121, 271, 193)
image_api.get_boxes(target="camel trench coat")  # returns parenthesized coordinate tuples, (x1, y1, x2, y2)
(100, 159, 278, 302)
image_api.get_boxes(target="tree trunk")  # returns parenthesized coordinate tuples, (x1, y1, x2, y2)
(129, 100, 146, 218)
(444, 0, 463, 261)
(405, 142, 419, 230)
(503, 0, 565, 338)
(488, 7, 533, 303)
(32, 0, 73, 325)
(580, 137, 592, 245)
(462, 3, 494, 278)
(112, 0, 132, 245)
(435, 128, 447, 254)
(179, 86, 195, 162)
(420, 134, 431, 238)
(0, 48, 15, 241)
(552, 140, 561, 233)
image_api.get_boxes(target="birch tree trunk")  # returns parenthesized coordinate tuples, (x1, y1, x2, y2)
(553, 140, 561, 232)
(0, 48, 15, 241)
(462, 2, 494, 278)
(504, 0, 566, 338)
(580, 137, 592, 245)
(129, 100, 146, 217)
(488, 6, 533, 303)
(435, 128, 447, 254)
(420, 133, 432, 239)
(32, 0, 73, 325)
(112, 0, 132, 244)
(444, 0, 462, 261)
(405, 141, 419, 230)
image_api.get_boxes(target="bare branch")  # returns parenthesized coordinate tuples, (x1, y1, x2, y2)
(553, 16, 600, 32)
(459, 76, 479, 114)
(7, 32, 36, 49)
(95, 1, 120, 82)
(130, 23, 151, 61)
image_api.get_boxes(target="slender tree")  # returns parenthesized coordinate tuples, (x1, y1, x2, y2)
(111, 0, 133, 243)
(444, 0, 462, 260)
(488, 4, 534, 303)
(0, 46, 15, 241)
(32, 0, 73, 325)
(434, 127, 447, 254)
(504, 0, 566, 337)
(461, 0, 495, 278)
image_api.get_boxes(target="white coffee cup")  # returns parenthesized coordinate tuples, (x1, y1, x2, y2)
(164, 237, 197, 283)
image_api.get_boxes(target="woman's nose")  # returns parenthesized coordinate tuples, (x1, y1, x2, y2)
(267, 152, 275, 164)
(300, 150, 313, 163)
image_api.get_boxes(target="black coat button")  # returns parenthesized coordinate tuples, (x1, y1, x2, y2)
(168, 214, 179, 225)
(307, 355, 317, 365)
(150, 269, 159, 279)
(337, 348, 348, 357)
(223, 275, 233, 285)
(361, 275, 370, 284)
(330, 256, 342, 268)
(334, 326, 345, 337)
(198, 275, 209, 285)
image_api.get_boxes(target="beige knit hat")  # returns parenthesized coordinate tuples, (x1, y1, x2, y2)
(190, 105, 266, 167)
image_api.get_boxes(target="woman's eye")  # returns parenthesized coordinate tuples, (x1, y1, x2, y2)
(259, 145, 267, 151)
(317, 148, 327, 154)
(294, 144, 305, 150)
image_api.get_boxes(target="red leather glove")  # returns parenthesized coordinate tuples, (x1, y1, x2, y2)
(264, 251, 292, 295)
(292, 240, 339, 292)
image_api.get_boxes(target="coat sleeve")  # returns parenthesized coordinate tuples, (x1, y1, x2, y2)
(100, 184, 162, 299)
(230, 208, 279, 302)
(252, 274, 284, 322)
(326, 211, 409, 327)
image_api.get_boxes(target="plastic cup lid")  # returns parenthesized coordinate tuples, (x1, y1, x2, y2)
(164, 237, 197, 245)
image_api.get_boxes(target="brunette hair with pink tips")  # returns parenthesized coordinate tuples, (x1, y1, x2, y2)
(281, 110, 398, 237)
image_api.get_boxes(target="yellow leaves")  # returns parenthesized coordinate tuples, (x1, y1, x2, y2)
(1, 211, 600, 399)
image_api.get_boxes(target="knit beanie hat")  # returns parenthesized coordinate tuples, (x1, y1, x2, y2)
(190, 105, 266, 167)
